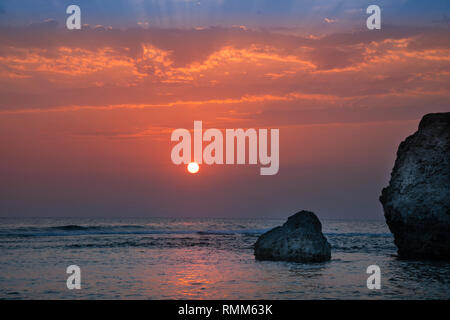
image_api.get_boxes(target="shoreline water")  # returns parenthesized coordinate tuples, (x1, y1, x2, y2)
(0, 217, 448, 299)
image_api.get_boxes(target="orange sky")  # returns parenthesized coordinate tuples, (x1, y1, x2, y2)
(0, 23, 449, 218)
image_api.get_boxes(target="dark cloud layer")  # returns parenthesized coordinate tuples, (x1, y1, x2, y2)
(1, 24, 449, 115)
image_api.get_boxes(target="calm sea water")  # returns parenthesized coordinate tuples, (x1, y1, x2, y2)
(0, 217, 449, 299)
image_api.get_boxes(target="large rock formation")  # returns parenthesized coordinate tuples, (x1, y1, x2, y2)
(254, 211, 331, 262)
(380, 112, 450, 260)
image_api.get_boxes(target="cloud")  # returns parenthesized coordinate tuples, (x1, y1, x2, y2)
(324, 18, 337, 24)
(0, 24, 449, 127)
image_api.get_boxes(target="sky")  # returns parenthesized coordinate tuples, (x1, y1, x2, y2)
(0, 0, 449, 219)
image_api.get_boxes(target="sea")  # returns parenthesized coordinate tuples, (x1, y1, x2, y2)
(0, 217, 449, 299)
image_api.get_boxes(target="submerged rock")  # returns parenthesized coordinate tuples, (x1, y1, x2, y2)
(254, 210, 331, 262)
(380, 112, 450, 260)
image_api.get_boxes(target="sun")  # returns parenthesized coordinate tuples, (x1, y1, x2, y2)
(187, 162, 200, 174)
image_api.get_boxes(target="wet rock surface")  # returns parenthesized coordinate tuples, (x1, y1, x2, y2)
(254, 210, 331, 262)
(380, 112, 450, 260)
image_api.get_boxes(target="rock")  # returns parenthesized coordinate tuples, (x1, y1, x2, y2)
(254, 210, 331, 262)
(380, 112, 450, 260)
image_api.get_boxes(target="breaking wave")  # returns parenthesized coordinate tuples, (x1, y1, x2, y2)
(0, 224, 270, 238)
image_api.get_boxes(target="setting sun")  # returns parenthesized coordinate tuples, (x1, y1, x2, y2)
(187, 162, 200, 174)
